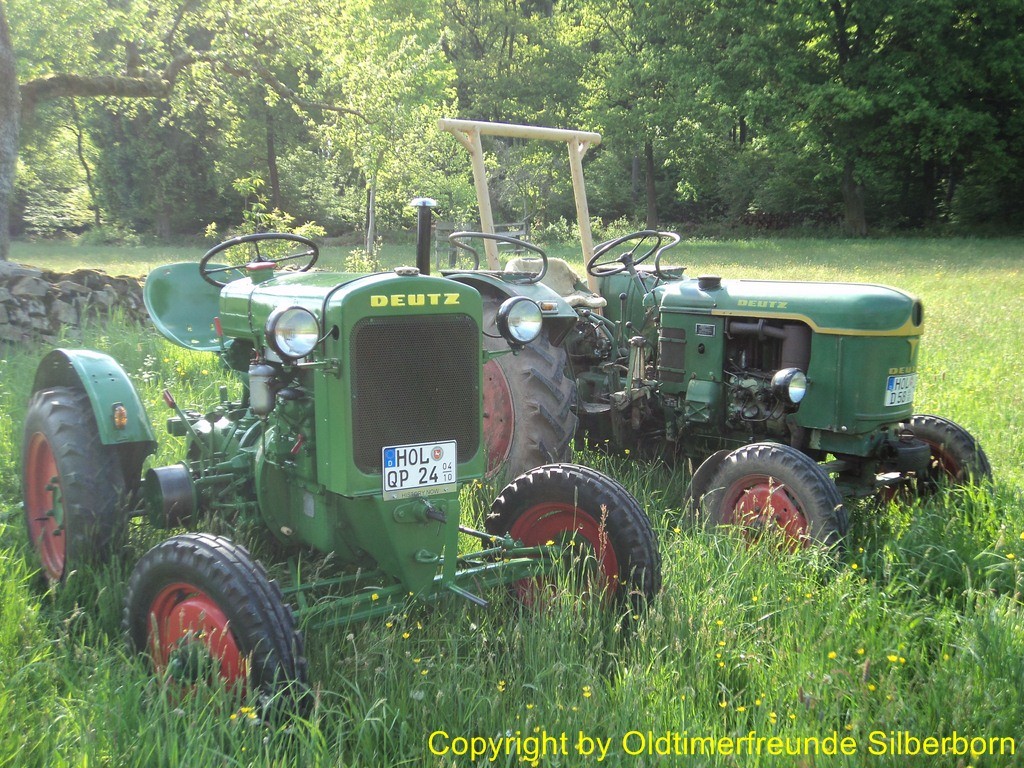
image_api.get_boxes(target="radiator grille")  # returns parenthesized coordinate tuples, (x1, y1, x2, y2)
(351, 314, 480, 474)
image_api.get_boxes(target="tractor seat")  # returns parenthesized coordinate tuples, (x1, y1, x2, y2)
(505, 256, 607, 309)
(143, 262, 223, 351)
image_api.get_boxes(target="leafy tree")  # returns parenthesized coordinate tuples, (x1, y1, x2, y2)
(700, 0, 1024, 233)
(3, 0, 1021, 250)
(309, 0, 456, 252)
(570, 0, 675, 227)
(89, 103, 225, 238)
(0, 0, 221, 256)
(14, 102, 96, 236)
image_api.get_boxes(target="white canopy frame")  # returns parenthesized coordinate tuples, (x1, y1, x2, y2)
(438, 118, 603, 294)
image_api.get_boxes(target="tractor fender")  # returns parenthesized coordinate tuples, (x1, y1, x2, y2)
(445, 273, 578, 345)
(32, 349, 158, 448)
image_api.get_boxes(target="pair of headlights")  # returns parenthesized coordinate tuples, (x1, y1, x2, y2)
(265, 296, 544, 361)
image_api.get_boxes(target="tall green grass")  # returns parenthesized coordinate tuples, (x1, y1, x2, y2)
(1, 239, 1022, 766)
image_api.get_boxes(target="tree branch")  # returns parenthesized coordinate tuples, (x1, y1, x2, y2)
(19, 51, 204, 120)
(19, 50, 365, 125)
(219, 60, 367, 122)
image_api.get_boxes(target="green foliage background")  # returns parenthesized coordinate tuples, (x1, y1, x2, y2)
(4, 0, 1023, 242)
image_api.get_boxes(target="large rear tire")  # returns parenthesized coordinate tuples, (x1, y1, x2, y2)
(21, 387, 127, 582)
(700, 443, 848, 552)
(482, 295, 576, 482)
(487, 464, 660, 609)
(124, 533, 307, 702)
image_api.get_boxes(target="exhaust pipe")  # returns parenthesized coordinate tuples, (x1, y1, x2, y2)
(411, 197, 437, 275)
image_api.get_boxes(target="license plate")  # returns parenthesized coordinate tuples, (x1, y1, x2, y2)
(382, 441, 456, 500)
(884, 374, 917, 407)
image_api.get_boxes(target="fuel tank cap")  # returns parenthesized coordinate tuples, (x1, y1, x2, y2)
(697, 274, 722, 291)
(394, 266, 420, 276)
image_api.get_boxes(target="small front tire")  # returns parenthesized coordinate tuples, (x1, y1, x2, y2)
(124, 533, 307, 701)
(487, 464, 661, 608)
(700, 443, 848, 552)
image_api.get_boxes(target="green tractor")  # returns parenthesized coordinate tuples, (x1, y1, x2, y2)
(441, 119, 991, 552)
(20, 204, 660, 699)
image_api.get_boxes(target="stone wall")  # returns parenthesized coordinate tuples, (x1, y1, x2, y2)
(0, 261, 147, 345)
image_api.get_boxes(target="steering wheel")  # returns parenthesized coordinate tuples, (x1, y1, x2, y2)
(199, 232, 319, 287)
(587, 230, 679, 277)
(447, 232, 548, 284)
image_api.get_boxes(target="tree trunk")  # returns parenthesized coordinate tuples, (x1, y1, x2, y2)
(631, 154, 640, 209)
(266, 108, 282, 211)
(841, 160, 867, 237)
(944, 163, 958, 218)
(644, 139, 659, 229)
(70, 101, 101, 228)
(0, 2, 20, 261)
(154, 187, 171, 240)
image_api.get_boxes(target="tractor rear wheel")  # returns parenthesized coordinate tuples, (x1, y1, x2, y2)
(124, 533, 307, 701)
(21, 387, 127, 582)
(482, 295, 576, 482)
(908, 414, 992, 491)
(486, 464, 660, 609)
(700, 443, 847, 552)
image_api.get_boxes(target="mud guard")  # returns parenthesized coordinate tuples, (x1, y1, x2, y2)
(32, 349, 158, 450)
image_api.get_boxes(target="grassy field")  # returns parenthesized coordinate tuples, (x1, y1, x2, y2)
(1, 237, 1022, 767)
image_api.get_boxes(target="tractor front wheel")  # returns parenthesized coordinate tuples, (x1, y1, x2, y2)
(700, 443, 848, 552)
(907, 414, 992, 492)
(21, 387, 127, 582)
(124, 533, 307, 701)
(482, 295, 576, 482)
(486, 464, 660, 609)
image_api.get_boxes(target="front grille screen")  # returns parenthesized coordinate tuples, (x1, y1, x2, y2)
(351, 314, 480, 473)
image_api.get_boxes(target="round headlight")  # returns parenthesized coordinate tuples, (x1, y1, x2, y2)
(772, 367, 808, 404)
(266, 306, 320, 360)
(496, 296, 543, 346)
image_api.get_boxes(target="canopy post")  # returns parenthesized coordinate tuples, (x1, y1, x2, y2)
(439, 118, 603, 279)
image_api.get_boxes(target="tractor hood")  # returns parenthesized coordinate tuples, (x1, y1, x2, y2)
(659, 277, 923, 336)
(217, 269, 480, 346)
(219, 270, 364, 339)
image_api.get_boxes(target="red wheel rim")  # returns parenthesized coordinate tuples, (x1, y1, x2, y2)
(509, 503, 621, 598)
(148, 583, 245, 688)
(720, 474, 809, 548)
(24, 433, 66, 581)
(483, 359, 514, 476)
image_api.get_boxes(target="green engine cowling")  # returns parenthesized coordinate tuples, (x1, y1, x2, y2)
(151, 268, 487, 595)
(591, 271, 924, 460)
